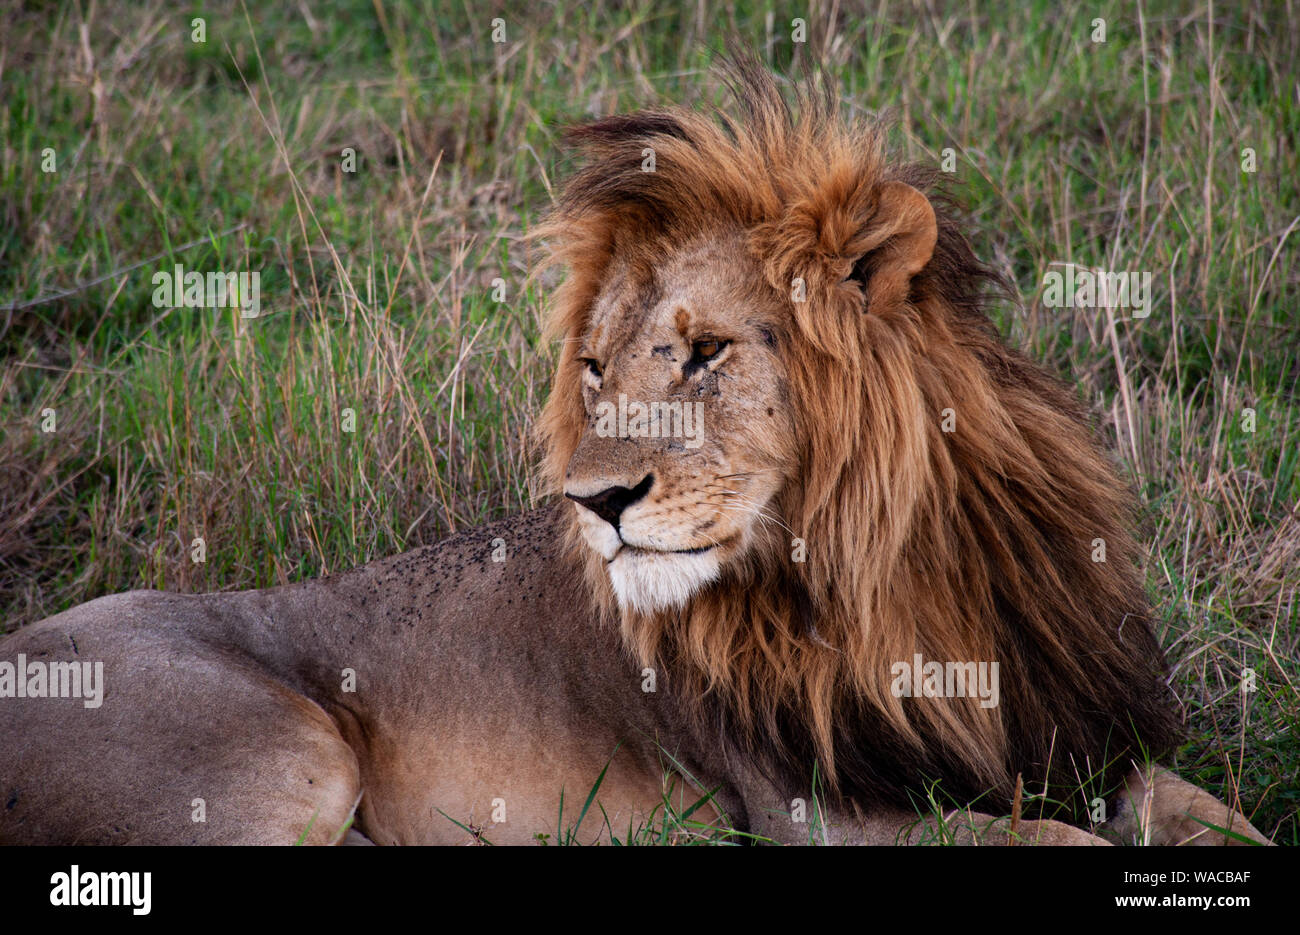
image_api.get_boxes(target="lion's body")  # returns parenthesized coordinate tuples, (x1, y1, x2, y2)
(0, 64, 1271, 846)
(0, 505, 1264, 845)
(0, 509, 702, 845)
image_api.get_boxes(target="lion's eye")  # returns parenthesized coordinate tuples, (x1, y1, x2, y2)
(581, 358, 603, 379)
(691, 339, 727, 363)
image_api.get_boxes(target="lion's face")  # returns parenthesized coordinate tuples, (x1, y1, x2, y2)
(562, 231, 797, 613)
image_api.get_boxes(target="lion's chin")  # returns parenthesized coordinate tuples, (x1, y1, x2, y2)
(606, 547, 721, 613)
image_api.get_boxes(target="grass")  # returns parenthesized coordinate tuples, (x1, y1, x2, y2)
(1, 0, 1296, 843)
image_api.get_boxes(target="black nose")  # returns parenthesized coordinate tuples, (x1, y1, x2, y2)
(566, 474, 654, 528)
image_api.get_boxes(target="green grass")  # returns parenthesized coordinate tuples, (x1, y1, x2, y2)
(1, 0, 1296, 843)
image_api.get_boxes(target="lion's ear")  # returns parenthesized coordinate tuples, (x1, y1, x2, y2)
(846, 181, 937, 315)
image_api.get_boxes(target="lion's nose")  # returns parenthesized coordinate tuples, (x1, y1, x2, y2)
(565, 474, 654, 529)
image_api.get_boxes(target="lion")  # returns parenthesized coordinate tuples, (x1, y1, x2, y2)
(0, 62, 1271, 846)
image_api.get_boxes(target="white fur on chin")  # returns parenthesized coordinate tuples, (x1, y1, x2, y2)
(606, 548, 720, 613)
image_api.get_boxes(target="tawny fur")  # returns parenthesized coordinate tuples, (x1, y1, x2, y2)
(536, 60, 1184, 815)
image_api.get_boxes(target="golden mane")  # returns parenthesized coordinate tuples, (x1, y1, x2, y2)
(534, 60, 1183, 815)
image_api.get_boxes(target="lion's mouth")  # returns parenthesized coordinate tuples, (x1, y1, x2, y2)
(612, 536, 734, 562)
(618, 543, 716, 558)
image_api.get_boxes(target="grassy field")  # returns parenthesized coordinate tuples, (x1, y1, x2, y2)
(1, 0, 1296, 843)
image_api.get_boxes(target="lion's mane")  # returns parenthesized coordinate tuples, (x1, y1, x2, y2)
(534, 60, 1183, 815)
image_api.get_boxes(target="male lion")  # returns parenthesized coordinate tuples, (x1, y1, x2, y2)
(0, 63, 1271, 846)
